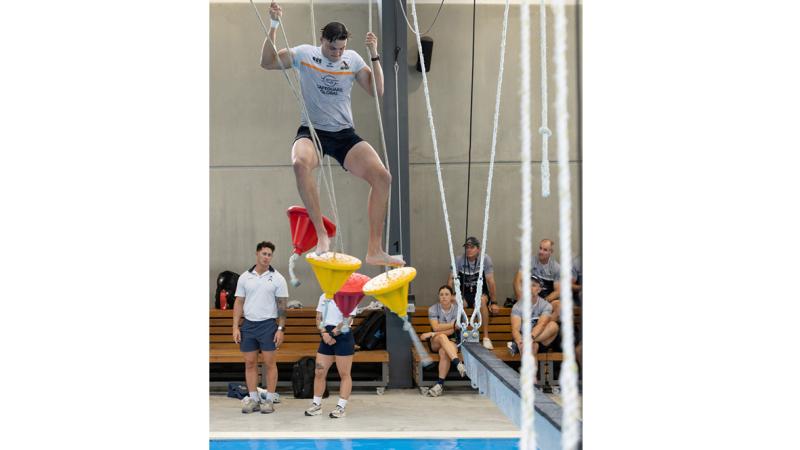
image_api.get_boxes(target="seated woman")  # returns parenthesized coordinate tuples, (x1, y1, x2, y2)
(420, 285, 466, 397)
(508, 275, 560, 356)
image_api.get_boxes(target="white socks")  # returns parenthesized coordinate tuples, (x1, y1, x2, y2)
(337, 398, 348, 408)
(250, 392, 260, 403)
(313, 396, 322, 406)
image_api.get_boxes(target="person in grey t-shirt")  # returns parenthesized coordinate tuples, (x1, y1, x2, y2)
(260, 2, 403, 268)
(447, 236, 499, 350)
(507, 275, 560, 357)
(419, 285, 466, 397)
(513, 238, 562, 321)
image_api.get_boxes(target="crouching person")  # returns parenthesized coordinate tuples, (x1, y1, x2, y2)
(305, 293, 354, 418)
(508, 275, 560, 356)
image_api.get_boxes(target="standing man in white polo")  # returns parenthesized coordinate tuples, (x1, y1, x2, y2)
(233, 241, 289, 414)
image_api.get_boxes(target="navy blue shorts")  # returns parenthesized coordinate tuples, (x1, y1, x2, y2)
(317, 325, 355, 356)
(294, 126, 364, 169)
(239, 318, 277, 353)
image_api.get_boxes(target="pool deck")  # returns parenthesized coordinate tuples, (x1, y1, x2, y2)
(210, 387, 521, 439)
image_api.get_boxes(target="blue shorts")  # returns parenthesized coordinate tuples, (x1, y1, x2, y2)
(294, 126, 364, 169)
(240, 318, 277, 353)
(317, 325, 355, 356)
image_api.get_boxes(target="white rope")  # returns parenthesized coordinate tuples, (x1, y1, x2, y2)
(471, 0, 510, 333)
(367, 0, 394, 263)
(552, 0, 580, 447)
(288, 253, 301, 287)
(519, 1, 537, 449)
(394, 60, 404, 257)
(539, 0, 552, 198)
(309, 0, 316, 44)
(408, 0, 470, 332)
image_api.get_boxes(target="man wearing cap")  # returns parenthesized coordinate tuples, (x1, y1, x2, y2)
(447, 236, 499, 349)
(507, 274, 560, 356)
(513, 238, 562, 321)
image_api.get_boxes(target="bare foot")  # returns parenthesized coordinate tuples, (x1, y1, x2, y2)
(365, 251, 405, 267)
(314, 233, 330, 255)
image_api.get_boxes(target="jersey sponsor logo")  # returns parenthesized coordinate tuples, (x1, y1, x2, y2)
(317, 74, 344, 96)
(340, 61, 350, 70)
(312, 56, 322, 64)
(320, 74, 338, 87)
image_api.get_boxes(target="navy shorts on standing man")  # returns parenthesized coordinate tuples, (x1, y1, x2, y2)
(239, 318, 278, 352)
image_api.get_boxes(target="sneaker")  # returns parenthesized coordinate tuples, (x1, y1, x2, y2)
(507, 341, 518, 356)
(260, 400, 275, 414)
(482, 337, 494, 350)
(425, 383, 444, 397)
(241, 397, 261, 414)
(257, 388, 281, 404)
(456, 362, 466, 378)
(329, 405, 346, 418)
(304, 402, 322, 416)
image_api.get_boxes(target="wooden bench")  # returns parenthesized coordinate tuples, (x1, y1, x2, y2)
(410, 305, 580, 388)
(210, 308, 389, 390)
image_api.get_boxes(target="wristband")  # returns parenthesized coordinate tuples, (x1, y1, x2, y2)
(271, 19, 280, 29)
(370, 55, 381, 62)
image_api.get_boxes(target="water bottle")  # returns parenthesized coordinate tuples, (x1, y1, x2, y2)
(220, 290, 228, 310)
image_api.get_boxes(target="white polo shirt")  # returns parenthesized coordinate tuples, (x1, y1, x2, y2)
(316, 293, 344, 327)
(235, 266, 289, 321)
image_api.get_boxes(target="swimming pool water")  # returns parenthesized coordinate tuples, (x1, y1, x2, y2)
(210, 438, 520, 450)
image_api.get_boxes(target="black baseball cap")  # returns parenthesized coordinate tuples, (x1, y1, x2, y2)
(463, 236, 480, 248)
(530, 274, 544, 286)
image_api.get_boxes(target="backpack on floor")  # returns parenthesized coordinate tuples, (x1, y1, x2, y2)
(215, 270, 239, 309)
(292, 356, 329, 399)
(226, 382, 249, 400)
(353, 309, 386, 351)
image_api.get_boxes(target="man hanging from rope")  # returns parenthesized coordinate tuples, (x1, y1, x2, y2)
(260, 2, 404, 267)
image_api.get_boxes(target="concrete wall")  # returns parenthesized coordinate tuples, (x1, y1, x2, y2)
(210, 1, 581, 308)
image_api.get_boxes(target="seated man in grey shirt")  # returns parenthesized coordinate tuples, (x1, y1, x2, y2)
(508, 275, 560, 356)
(512, 239, 562, 321)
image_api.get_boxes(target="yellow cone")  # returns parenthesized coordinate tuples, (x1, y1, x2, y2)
(306, 252, 362, 299)
(362, 267, 417, 318)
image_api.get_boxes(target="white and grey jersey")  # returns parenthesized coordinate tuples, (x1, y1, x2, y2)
(291, 44, 367, 132)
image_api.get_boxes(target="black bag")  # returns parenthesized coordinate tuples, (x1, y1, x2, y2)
(227, 382, 248, 400)
(292, 356, 329, 399)
(353, 310, 386, 351)
(215, 270, 239, 309)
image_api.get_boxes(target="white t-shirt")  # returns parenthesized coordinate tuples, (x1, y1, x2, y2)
(234, 266, 289, 321)
(291, 44, 367, 132)
(316, 293, 344, 326)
